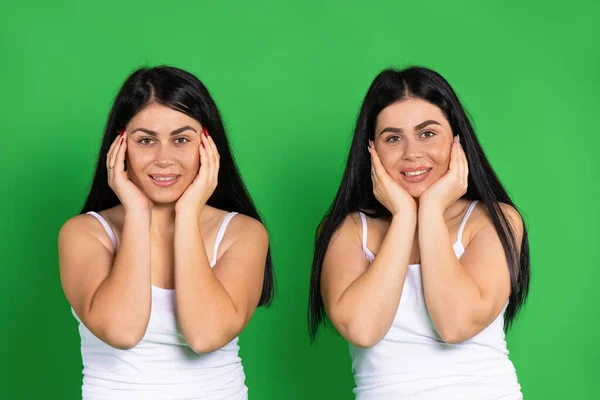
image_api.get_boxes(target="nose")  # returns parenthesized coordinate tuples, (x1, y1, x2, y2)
(402, 139, 424, 161)
(153, 144, 175, 168)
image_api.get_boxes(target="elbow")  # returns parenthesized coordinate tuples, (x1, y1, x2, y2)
(186, 336, 222, 354)
(438, 329, 468, 345)
(436, 320, 475, 344)
(184, 323, 242, 354)
(185, 333, 231, 354)
(349, 334, 382, 349)
(340, 322, 384, 348)
(102, 326, 145, 350)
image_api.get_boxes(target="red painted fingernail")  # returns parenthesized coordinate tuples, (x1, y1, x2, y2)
(201, 142, 205, 148)
(204, 128, 209, 138)
(120, 129, 125, 136)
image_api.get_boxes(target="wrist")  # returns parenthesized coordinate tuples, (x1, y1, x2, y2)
(390, 201, 417, 218)
(123, 208, 151, 219)
(418, 200, 445, 219)
(391, 209, 417, 224)
(175, 205, 204, 219)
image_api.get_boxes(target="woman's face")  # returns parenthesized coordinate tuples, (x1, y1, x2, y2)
(373, 98, 454, 199)
(125, 103, 202, 205)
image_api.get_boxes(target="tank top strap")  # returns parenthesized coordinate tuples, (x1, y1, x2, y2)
(456, 200, 479, 243)
(87, 211, 118, 251)
(358, 211, 375, 262)
(359, 212, 368, 251)
(211, 212, 239, 267)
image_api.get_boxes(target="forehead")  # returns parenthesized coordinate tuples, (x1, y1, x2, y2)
(127, 103, 200, 131)
(376, 98, 449, 129)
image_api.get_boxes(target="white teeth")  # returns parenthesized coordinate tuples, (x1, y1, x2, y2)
(152, 176, 177, 181)
(404, 169, 431, 177)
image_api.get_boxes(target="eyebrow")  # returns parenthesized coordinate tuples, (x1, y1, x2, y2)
(130, 125, 197, 136)
(379, 119, 442, 136)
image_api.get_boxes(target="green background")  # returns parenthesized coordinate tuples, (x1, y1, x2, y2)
(1, 1, 598, 398)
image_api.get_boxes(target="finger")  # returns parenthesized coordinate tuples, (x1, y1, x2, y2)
(198, 135, 209, 178)
(449, 136, 460, 173)
(371, 166, 378, 183)
(115, 134, 128, 173)
(106, 133, 122, 167)
(371, 166, 378, 195)
(370, 145, 389, 178)
(108, 134, 124, 171)
(202, 131, 215, 163)
(205, 134, 219, 184)
(458, 142, 469, 184)
(205, 134, 215, 170)
(201, 135, 216, 186)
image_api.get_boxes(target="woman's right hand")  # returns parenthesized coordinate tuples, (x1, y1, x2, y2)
(369, 141, 416, 217)
(107, 131, 152, 213)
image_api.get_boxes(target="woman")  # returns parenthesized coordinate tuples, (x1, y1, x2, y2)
(59, 66, 274, 399)
(308, 67, 529, 399)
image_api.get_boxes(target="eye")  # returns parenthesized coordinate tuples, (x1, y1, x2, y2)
(420, 130, 437, 139)
(174, 137, 190, 145)
(386, 135, 402, 143)
(139, 138, 154, 145)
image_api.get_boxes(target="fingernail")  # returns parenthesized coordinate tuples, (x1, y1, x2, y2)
(205, 128, 210, 138)
(120, 129, 125, 136)
(201, 142, 205, 148)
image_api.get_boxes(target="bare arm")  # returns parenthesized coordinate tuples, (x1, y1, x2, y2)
(59, 132, 152, 349)
(418, 203, 522, 343)
(174, 213, 267, 353)
(322, 212, 416, 348)
(58, 211, 152, 349)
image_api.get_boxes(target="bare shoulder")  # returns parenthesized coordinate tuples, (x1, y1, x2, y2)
(468, 201, 524, 243)
(58, 213, 114, 253)
(227, 213, 268, 242)
(212, 211, 269, 266)
(498, 203, 524, 230)
(335, 212, 364, 242)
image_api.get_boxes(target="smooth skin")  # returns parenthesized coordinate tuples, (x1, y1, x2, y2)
(59, 103, 268, 353)
(322, 98, 523, 347)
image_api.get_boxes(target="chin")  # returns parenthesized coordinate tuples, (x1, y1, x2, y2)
(409, 190, 425, 199)
(144, 188, 185, 205)
(394, 179, 423, 197)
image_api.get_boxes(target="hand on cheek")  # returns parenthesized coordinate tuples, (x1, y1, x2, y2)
(420, 136, 469, 212)
(175, 128, 220, 215)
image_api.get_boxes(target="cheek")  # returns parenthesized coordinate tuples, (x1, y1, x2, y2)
(430, 143, 452, 167)
(428, 143, 452, 178)
(125, 148, 148, 173)
(376, 145, 401, 170)
(181, 148, 200, 172)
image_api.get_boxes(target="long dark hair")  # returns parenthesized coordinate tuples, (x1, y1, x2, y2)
(308, 66, 530, 340)
(81, 66, 275, 306)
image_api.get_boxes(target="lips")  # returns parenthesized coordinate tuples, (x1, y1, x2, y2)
(149, 174, 181, 187)
(400, 167, 432, 183)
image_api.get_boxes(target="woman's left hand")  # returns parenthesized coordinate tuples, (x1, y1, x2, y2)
(420, 136, 469, 212)
(175, 128, 220, 215)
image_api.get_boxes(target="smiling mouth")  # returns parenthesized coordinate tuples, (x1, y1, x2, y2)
(150, 175, 180, 182)
(402, 168, 432, 177)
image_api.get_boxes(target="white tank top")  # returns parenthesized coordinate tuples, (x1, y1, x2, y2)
(351, 201, 522, 399)
(72, 211, 247, 400)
